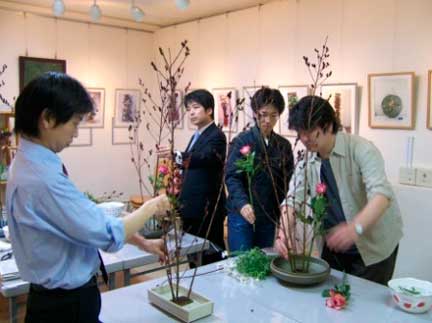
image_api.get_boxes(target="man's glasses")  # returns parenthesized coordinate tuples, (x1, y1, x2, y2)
(1, 251, 12, 261)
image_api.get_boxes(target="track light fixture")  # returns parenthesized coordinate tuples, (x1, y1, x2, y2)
(52, 0, 65, 17)
(89, 0, 102, 22)
(130, 4, 145, 22)
(175, 0, 190, 10)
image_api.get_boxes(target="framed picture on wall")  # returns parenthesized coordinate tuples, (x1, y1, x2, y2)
(70, 128, 93, 147)
(170, 90, 184, 130)
(114, 89, 141, 128)
(368, 72, 415, 129)
(278, 85, 309, 137)
(321, 83, 358, 134)
(242, 85, 267, 131)
(212, 88, 238, 133)
(112, 118, 136, 145)
(19, 56, 66, 91)
(81, 88, 105, 128)
(428, 70, 432, 130)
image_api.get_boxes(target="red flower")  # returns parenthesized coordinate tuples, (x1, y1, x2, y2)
(325, 292, 347, 310)
(240, 145, 251, 156)
(316, 182, 327, 195)
(158, 165, 169, 176)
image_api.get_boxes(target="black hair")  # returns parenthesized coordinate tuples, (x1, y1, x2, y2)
(288, 95, 340, 134)
(184, 89, 215, 119)
(251, 86, 285, 115)
(14, 72, 94, 137)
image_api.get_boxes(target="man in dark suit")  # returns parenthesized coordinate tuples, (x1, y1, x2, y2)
(158, 89, 227, 265)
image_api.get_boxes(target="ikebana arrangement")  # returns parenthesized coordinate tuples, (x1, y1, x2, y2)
(131, 40, 222, 322)
(128, 41, 190, 237)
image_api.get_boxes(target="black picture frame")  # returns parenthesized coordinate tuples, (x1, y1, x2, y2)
(19, 56, 66, 91)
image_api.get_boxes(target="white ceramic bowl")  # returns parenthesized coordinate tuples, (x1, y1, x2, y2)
(388, 277, 432, 314)
(97, 202, 125, 217)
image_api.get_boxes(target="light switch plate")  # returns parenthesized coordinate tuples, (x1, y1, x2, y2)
(399, 167, 416, 185)
(415, 168, 432, 187)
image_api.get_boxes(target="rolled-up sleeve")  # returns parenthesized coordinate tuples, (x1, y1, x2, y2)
(355, 141, 393, 201)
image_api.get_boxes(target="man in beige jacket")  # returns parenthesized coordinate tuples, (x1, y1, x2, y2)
(275, 95, 403, 285)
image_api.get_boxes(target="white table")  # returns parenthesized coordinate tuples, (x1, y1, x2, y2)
(100, 260, 432, 323)
(0, 233, 208, 323)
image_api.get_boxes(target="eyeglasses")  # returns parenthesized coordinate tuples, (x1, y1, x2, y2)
(257, 113, 279, 120)
(1, 251, 12, 261)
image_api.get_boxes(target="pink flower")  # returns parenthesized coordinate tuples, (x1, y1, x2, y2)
(240, 145, 251, 156)
(158, 165, 169, 176)
(167, 185, 180, 196)
(325, 292, 347, 310)
(316, 182, 327, 195)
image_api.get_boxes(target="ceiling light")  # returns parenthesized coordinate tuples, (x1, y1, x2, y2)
(89, 1, 102, 22)
(52, 0, 65, 17)
(130, 5, 145, 22)
(175, 0, 190, 10)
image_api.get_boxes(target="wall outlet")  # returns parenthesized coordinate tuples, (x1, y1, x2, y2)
(399, 167, 416, 185)
(415, 168, 432, 187)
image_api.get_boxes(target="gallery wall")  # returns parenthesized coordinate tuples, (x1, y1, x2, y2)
(0, 8, 157, 198)
(1, 0, 431, 280)
(154, 0, 432, 280)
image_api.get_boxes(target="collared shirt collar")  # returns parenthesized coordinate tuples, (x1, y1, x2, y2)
(19, 138, 63, 172)
(309, 131, 345, 162)
(197, 121, 214, 135)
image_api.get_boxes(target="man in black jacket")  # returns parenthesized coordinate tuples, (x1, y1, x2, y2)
(158, 89, 226, 265)
(225, 87, 294, 252)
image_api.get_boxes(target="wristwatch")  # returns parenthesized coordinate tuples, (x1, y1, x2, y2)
(354, 223, 364, 236)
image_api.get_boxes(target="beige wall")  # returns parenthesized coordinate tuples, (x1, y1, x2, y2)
(0, 8, 156, 198)
(155, 0, 432, 280)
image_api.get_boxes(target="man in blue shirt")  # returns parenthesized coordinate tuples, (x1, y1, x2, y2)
(6, 72, 170, 322)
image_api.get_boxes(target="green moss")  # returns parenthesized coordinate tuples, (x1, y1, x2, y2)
(235, 248, 272, 280)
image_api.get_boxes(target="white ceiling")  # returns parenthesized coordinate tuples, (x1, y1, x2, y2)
(0, 0, 277, 31)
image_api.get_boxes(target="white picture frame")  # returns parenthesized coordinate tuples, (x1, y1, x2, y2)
(114, 89, 141, 128)
(278, 85, 310, 137)
(242, 86, 267, 131)
(81, 88, 105, 128)
(321, 83, 358, 134)
(212, 88, 238, 133)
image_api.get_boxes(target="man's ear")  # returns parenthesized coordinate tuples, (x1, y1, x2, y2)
(40, 109, 56, 130)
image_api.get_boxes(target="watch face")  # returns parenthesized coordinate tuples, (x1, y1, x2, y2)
(355, 223, 363, 235)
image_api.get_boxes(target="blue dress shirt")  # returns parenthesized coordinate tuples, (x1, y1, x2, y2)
(6, 139, 125, 289)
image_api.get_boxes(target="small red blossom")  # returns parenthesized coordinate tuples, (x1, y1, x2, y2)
(240, 145, 251, 156)
(158, 165, 169, 176)
(325, 292, 347, 310)
(322, 272, 350, 310)
(316, 182, 327, 195)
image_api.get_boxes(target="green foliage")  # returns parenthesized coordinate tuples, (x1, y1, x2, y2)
(85, 191, 99, 203)
(235, 247, 272, 280)
(148, 172, 165, 192)
(398, 286, 421, 296)
(235, 151, 258, 177)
